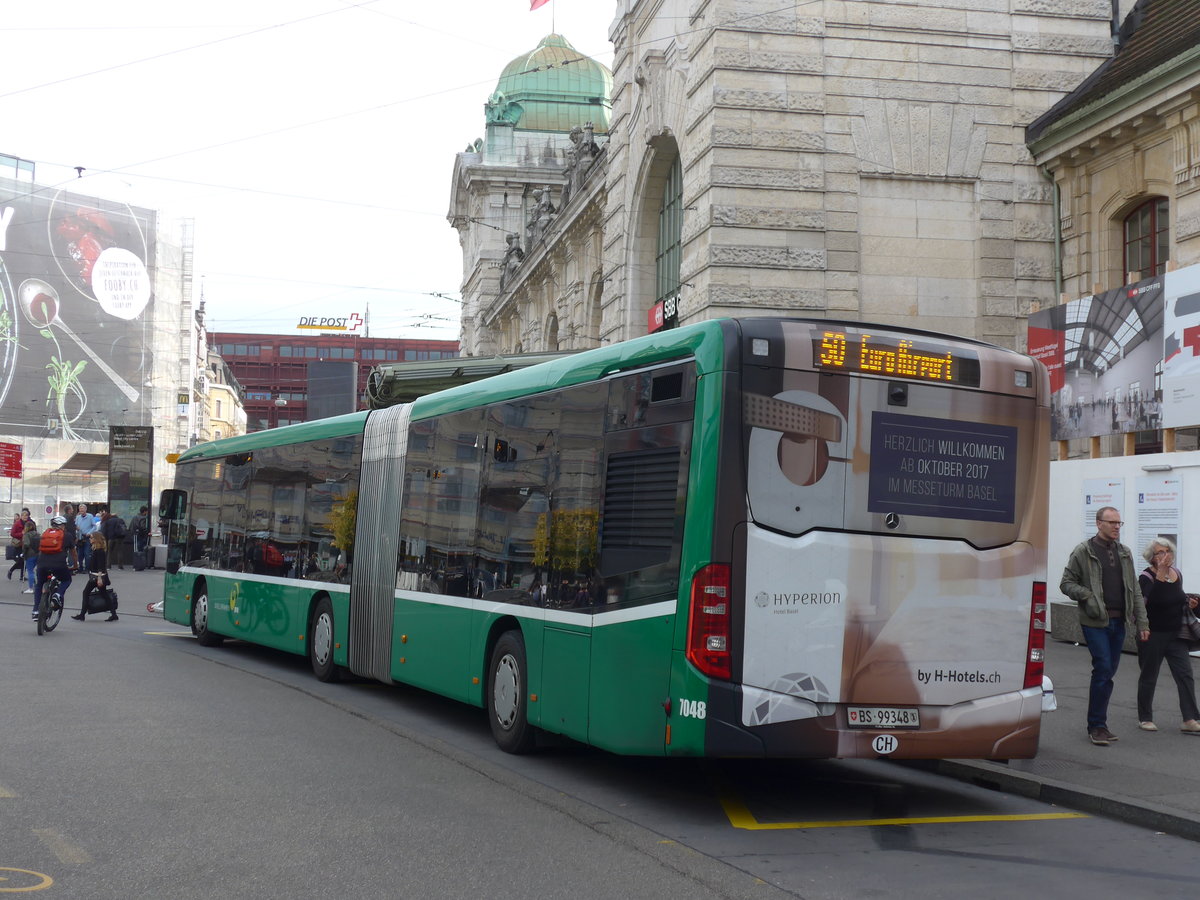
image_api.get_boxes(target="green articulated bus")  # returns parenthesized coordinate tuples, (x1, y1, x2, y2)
(159, 317, 1050, 759)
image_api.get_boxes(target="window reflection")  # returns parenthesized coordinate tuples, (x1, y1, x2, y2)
(176, 435, 362, 581)
(398, 366, 693, 611)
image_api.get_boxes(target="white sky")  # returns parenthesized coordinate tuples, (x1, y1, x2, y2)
(1, 0, 617, 342)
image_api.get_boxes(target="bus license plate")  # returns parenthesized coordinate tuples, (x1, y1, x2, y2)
(847, 707, 920, 729)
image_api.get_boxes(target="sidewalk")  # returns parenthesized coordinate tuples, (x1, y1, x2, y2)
(926, 635, 1200, 841)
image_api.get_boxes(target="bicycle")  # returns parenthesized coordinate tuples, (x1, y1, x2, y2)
(36, 573, 65, 636)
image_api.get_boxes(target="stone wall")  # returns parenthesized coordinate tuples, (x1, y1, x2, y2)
(602, 0, 1113, 348)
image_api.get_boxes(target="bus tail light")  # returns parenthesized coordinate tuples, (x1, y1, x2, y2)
(687, 564, 732, 680)
(1024, 581, 1047, 689)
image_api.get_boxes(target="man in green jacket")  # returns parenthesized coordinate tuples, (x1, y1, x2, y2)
(1060, 506, 1150, 746)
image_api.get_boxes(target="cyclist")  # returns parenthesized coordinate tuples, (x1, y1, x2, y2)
(33, 514, 74, 621)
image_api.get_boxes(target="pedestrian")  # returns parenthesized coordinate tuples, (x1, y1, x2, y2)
(33, 515, 73, 621)
(100, 508, 128, 569)
(61, 502, 79, 571)
(7, 508, 31, 580)
(131, 505, 151, 554)
(73, 502, 96, 572)
(72, 532, 118, 622)
(1060, 506, 1150, 746)
(1135, 538, 1200, 735)
(21, 521, 39, 594)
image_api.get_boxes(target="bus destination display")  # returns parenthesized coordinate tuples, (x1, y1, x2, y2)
(814, 330, 981, 386)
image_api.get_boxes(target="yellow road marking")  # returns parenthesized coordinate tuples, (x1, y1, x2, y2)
(0, 867, 53, 892)
(718, 790, 1088, 830)
(32, 829, 91, 865)
(0, 783, 15, 798)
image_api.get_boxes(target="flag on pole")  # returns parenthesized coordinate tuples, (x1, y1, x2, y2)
(531, 0, 551, 9)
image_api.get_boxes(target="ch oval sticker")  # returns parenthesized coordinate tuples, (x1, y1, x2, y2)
(872, 734, 898, 755)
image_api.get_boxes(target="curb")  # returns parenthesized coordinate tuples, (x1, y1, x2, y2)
(917, 758, 1200, 842)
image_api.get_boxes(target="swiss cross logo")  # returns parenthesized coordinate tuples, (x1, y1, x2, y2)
(347, 313, 363, 332)
(848, 710, 859, 723)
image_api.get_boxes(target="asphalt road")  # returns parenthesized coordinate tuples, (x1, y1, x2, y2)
(2, 571, 1198, 898)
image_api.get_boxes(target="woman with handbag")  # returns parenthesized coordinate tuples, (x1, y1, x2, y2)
(1136, 537, 1200, 735)
(71, 532, 118, 622)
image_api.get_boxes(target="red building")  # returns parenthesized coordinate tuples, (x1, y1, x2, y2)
(210, 332, 459, 431)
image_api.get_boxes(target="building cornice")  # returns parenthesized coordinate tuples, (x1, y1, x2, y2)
(1029, 49, 1200, 163)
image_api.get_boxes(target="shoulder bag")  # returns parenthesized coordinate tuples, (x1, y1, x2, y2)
(1181, 594, 1200, 650)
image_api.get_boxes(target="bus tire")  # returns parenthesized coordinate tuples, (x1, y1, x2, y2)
(310, 596, 339, 683)
(192, 583, 223, 647)
(487, 630, 535, 754)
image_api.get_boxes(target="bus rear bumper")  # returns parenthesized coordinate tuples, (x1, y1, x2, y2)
(703, 682, 1043, 760)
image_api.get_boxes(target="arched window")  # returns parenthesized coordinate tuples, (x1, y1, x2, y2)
(1123, 197, 1169, 278)
(654, 156, 683, 325)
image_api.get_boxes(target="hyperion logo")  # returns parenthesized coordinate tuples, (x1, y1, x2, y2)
(297, 312, 363, 332)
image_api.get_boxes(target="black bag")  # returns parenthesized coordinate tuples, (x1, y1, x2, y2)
(84, 584, 118, 614)
(133, 549, 147, 571)
(84, 592, 110, 614)
(5, 544, 17, 561)
(112, 517, 127, 540)
(1180, 604, 1200, 650)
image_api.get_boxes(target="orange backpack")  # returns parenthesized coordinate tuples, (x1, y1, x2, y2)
(40, 528, 64, 554)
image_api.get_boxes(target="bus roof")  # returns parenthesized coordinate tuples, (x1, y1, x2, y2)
(176, 410, 370, 462)
(176, 319, 732, 464)
(408, 318, 731, 420)
(176, 317, 1028, 465)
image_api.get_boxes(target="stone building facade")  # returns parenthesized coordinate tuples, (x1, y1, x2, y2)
(1026, 0, 1200, 457)
(453, 1, 1126, 356)
(1028, 0, 1200, 297)
(449, 35, 612, 357)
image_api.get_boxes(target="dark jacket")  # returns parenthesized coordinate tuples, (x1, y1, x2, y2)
(101, 515, 126, 542)
(89, 547, 110, 578)
(1061, 536, 1149, 630)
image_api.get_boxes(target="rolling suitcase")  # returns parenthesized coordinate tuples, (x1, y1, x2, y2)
(133, 549, 147, 571)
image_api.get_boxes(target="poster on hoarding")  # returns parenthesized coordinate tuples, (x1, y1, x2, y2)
(1134, 475, 1181, 560)
(0, 180, 156, 439)
(1161, 264, 1200, 427)
(1082, 478, 1123, 540)
(1027, 276, 1163, 441)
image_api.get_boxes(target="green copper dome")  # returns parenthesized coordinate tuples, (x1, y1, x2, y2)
(490, 34, 611, 134)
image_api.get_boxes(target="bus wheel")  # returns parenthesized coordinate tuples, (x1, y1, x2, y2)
(310, 597, 339, 683)
(192, 585, 223, 647)
(487, 630, 535, 754)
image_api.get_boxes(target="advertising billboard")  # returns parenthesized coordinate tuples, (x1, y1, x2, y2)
(0, 180, 155, 440)
(1161, 263, 1200, 427)
(108, 425, 153, 525)
(1028, 275, 1164, 440)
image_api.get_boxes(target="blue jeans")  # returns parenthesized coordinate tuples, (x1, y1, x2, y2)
(1082, 619, 1126, 729)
